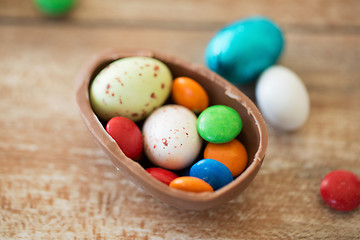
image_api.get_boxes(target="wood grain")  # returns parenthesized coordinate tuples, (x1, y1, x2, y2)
(0, 0, 359, 239)
(1, 0, 360, 28)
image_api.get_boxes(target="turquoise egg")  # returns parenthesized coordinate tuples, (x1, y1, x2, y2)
(205, 16, 284, 84)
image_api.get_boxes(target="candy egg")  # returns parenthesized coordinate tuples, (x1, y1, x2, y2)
(143, 105, 202, 170)
(90, 57, 172, 122)
(320, 170, 360, 211)
(146, 167, 179, 185)
(255, 65, 310, 131)
(169, 177, 214, 192)
(205, 16, 284, 84)
(106, 116, 143, 160)
(204, 139, 248, 177)
(197, 105, 242, 143)
(190, 159, 233, 191)
(172, 76, 209, 113)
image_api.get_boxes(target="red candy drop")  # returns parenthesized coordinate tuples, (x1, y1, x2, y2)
(320, 170, 360, 211)
(106, 116, 143, 160)
(146, 167, 179, 185)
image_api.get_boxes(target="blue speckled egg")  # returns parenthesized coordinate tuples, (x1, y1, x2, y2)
(205, 16, 284, 84)
(190, 159, 233, 190)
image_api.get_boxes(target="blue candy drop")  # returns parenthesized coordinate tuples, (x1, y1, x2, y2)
(190, 159, 233, 190)
(205, 16, 284, 84)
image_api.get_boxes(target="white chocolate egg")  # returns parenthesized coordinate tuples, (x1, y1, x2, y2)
(255, 65, 310, 131)
(89, 57, 172, 122)
(143, 105, 202, 170)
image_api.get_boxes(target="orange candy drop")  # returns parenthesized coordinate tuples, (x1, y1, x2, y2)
(204, 139, 248, 177)
(172, 77, 209, 113)
(169, 176, 214, 192)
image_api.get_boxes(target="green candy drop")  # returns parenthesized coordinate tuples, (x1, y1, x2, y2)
(197, 105, 242, 143)
(34, 0, 76, 16)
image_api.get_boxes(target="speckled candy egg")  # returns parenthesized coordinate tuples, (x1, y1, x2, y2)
(143, 105, 202, 170)
(205, 16, 284, 84)
(90, 57, 172, 122)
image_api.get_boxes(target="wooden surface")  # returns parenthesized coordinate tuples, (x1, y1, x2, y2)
(1, 1, 360, 239)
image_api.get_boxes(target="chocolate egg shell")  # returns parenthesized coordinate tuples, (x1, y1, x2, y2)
(75, 49, 268, 210)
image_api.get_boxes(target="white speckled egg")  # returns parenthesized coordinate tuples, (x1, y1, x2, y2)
(143, 105, 202, 170)
(255, 65, 310, 131)
(89, 57, 172, 122)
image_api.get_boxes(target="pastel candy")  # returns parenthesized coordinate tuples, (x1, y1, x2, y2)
(255, 65, 310, 131)
(143, 105, 202, 170)
(197, 105, 242, 143)
(190, 159, 233, 191)
(205, 16, 284, 84)
(90, 57, 172, 122)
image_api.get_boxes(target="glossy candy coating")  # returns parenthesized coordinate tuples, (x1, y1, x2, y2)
(90, 57, 172, 122)
(205, 16, 284, 84)
(142, 105, 202, 170)
(34, 0, 76, 16)
(197, 105, 242, 143)
(106, 117, 143, 160)
(256, 65, 310, 131)
(190, 159, 233, 191)
(204, 139, 248, 177)
(146, 168, 179, 185)
(320, 170, 360, 211)
(172, 76, 209, 113)
(169, 176, 214, 192)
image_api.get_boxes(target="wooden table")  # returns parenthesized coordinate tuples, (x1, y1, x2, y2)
(1, 1, 359, 239)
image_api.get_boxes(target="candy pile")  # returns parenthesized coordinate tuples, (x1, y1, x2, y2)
(89, 57, 248, 192)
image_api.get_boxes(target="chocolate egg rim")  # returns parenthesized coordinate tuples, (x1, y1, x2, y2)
(75, 48, 268, 210)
